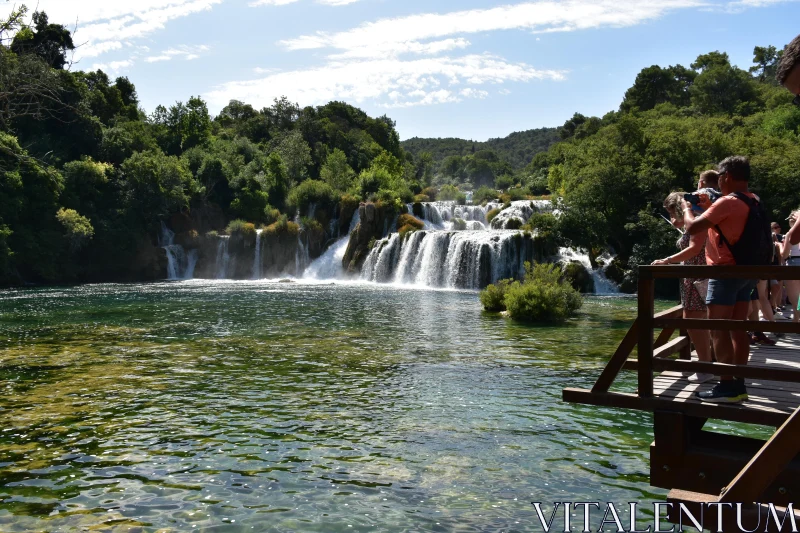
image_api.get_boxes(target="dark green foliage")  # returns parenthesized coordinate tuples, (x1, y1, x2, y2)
(287, 179, 338, 215)
(479, 279, 512, 311)
(437, 184, 460, 201)
(396, 214, 424, 232)
(10, 11, 74, 69)
(473, 186, 498, 205)
(452, 218, 467, 231)
(560, 261, 594, 293)
(503, 263, 583, 323)
(226, 219, 256, 238)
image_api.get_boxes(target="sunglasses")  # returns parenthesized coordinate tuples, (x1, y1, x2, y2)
(794, 94, 800, 106)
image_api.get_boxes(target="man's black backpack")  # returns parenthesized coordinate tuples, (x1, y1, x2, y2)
(715, 192, 773, 265)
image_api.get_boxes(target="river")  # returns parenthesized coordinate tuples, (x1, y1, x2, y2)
(1, 280, 661, 532)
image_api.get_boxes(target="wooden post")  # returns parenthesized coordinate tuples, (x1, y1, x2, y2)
(679, 328, 692, 360)
(638, 268, 655, 398)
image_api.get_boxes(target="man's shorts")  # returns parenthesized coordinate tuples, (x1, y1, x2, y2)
(706, 278, 758, 306)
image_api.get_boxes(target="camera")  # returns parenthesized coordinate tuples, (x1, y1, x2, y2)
(775, 233, 785, 243)
(683, 193, 704, 212)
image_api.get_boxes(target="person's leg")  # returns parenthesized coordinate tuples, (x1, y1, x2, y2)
(786, 280, 800, 322)
(770, 280, 781, 311)
(731, 300, 752, 366)
(684, 309, 711, 362)
(757, 280, 774, 321)
(707, 303, 735, 365)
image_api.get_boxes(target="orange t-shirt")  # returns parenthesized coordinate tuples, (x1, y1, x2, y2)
(701, 192, 757, 266)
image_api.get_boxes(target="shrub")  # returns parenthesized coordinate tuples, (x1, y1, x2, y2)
(226, 219, 257, 239)
(438, 184, 460, 201)
(495, 175, 514, 190)
(56, 208, 94, 251)
(368, 237, 377, 250)
(421, 187, 437, 201)
(506, 187, 529, 201)
(287, 180, 338, 215)
(205, 230, 218, 239)
(263, 214, 300, 237)
(452, 218, 467, 230)
(561, 261, 595, 293)
(486, 208, 502, 223)
(455, 192, 467, 205)
(397, 213, 424, 232)
(399, 224, 418, 238)
(480, 279, 513, 311)
(300, 216, 324, 233)
(264, 206, 281, 226)
(413, 194, 431, 203)
(504, 217, 523, 230)
(473, 185, 498, 205)
(503, 262, 583, 323)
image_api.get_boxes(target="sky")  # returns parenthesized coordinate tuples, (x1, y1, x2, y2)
(3, 0, 800, 140)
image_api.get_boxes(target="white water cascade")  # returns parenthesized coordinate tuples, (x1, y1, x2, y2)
(558, 247, 620, 295)
(252, 229, 263, 279)
(215, 237, 232, 279)
(303, 210, 361, 280)
(361, 230, 533, 289)
(160, 222, 197, 280)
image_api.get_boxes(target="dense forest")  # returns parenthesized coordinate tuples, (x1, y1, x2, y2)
(401, 127, 560, 170)
(1, 4, 799, 288)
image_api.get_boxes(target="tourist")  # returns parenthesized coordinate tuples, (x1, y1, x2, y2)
(781, 210, 800, 323)
(683, 156, 764, 403)
(777, 33, 800, 103)
(652, 192, 713, 382)
(697, 169, 719, 190)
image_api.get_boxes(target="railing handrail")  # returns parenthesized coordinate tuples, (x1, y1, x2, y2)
(640, 264, 800, 280)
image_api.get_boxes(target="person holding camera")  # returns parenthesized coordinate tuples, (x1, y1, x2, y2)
(683, 156, 765, 403)
(652, 192, 713, 383)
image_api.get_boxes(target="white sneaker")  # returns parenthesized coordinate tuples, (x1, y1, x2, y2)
(688, 372, 715, 383)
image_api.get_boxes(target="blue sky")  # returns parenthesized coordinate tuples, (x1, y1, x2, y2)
(4, 0, 800, 140)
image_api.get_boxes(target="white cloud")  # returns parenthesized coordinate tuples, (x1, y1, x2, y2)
(206, 54, 564, 109)
(317, 0, 361, 5)
(498, 88, 512, 95)
(330, 37, 471, 60)
(144, 45, 210, 63)
(5, 0, 225, 61)
(280, 0, 706, 58)
(249, 0, 300, 5)
(90, 59, 135, 73)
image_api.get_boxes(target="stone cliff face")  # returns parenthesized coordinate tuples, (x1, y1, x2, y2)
(342, 202, 395, 275)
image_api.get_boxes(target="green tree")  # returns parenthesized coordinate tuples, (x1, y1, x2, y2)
(56, 207, 94, 251)
(749, 45, 782, 84)
(275, 130, 311, 184)
(10, 11, 74, 69)
(320, 148, 355, 191)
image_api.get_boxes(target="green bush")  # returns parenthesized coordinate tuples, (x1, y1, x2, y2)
(438, 184, 460, 201)
(420, 187, 437, 201)
(263, 214, 299, 237)
(503, 262, 582, 323)
(287, 180, 338, 215)
(505, 217, 523, 230)
(473, 186, 498, 205)
(226, 219, 257, 238)
(486, 208, 502, 223)
(397, 213, 424, 231)
(413, 193, 431, 203)
(455, 192, 467, 205)
(495, 175, 514, 190)
(480, 279, 513, 311)
(56, 208, 94, 251)
(263, 206, 281, 226)
(506, 187, 529, 201)
(452, 218, 467, 230)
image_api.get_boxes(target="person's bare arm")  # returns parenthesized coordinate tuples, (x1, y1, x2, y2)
(787, 220, 800, 246)
(652, 232, 706, 265)
(683, 201, 714, 236)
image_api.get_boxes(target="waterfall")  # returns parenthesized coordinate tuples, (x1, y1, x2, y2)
(361, 230, 532, 289)
(302, 211, 361, 280)
(558, 247, 620, 295)
(216, 237, 232, 279)
(252, 229, 263, 279)
(160, 221, 194, 280)
(295, 234, 310, 276)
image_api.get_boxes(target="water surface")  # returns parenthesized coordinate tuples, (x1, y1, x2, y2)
(1, 281, 663, 532)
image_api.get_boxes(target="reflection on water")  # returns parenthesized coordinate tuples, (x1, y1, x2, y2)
(1, 280, 659, 532)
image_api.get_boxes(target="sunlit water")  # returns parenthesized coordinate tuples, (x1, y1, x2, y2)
(1, 280, 666, 532)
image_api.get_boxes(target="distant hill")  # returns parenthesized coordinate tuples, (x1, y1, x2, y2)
(401, 127, 560, 169)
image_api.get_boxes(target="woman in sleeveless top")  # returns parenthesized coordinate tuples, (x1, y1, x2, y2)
(782, 211, 800, 323)
(651, 192, 713, 382)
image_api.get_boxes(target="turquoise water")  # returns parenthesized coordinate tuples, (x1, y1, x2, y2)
(0, 281, 662, 532)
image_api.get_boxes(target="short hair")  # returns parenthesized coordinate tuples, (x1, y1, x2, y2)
(663, 191, 686, 216)
(717, 156, 750, 182)
(699, 170, 719, 188)
(771, 221, 781, 229)
(777, 34, 800, 85)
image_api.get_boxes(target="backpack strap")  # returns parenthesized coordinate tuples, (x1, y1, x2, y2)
(714, 192, 756, 249)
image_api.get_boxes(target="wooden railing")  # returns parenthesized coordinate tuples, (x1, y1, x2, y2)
(636, 265, 800, 397)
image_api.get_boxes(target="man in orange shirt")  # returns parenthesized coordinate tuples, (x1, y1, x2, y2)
(684, 156, 758, 403)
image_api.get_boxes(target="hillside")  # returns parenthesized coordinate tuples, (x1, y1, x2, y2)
(401, 127, 560, 169)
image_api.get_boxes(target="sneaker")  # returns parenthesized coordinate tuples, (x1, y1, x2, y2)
(688, 372, 715, 384)
(695, 380, 746, 403)
(736, 378, 748, 402)
(754, 332, 777, 346)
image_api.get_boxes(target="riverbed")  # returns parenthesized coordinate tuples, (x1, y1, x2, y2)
(1, 280, 660, 531)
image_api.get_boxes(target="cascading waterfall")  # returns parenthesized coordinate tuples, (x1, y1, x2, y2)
(558, 247, 620, 295)
(303, 210, 361, 280)
(252, 229, 263, 279)
(160, 222, 196, 280)
(215, 237, 232, 279)
(361, 230, 532, 289)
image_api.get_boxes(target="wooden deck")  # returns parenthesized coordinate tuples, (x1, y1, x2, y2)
(562, 265, 800, 523)
(565, 332, 800, 427)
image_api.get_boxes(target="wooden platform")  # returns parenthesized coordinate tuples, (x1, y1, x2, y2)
(565, 333, 800, 427)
